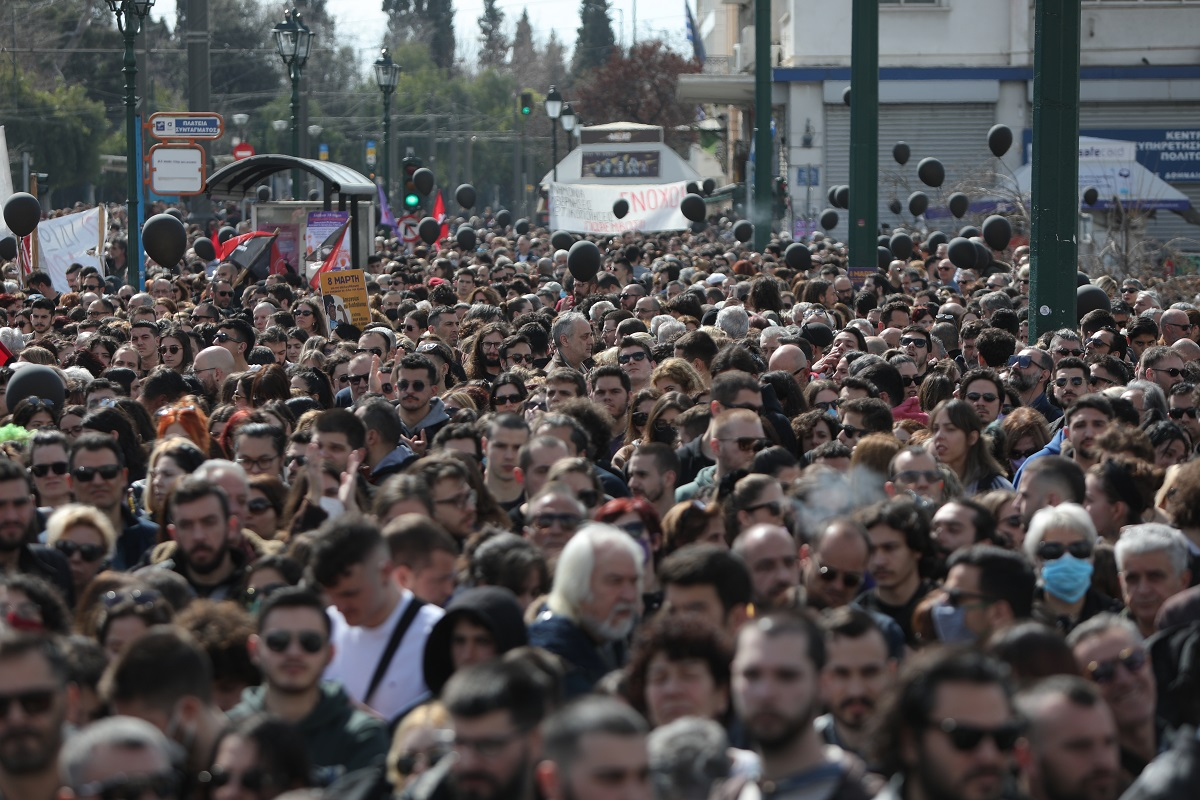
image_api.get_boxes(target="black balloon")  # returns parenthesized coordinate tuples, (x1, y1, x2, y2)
(1078, 285, 1111, 320)
(193, 237, 216, 261)
(2, 193, 40, 237)
(613, 199, 629, 219)
(455, 184, 477, 210)
(5, 364, 64, 412)
(925, 231, 948, 253)
(835, 186, 849, 210)
(827, 186, 840, 208)
(495, 209, 512, 228)
(686, 181, 701, 196)
(988, 124, 1013, 158)
(1077, 272, 1092, 288)
(413, 168, 435, 196)
(514, 218, 530, 236)
(888, 198, 902, 215)
(947, 237, 977, 269)
(732, 220, 753, 242)
(256, 186, 271, 202)
(819, 209, 839, 230)
(877, 246, 892, 271)
(982, 215, 1013, 251)
(1083, 187, 1099, 206)
(680, 194, 707, 223)
(893, 142, 911, 166)
(0, 237, 15, 261)
(308, 189, 320, 201)
(842, 86, 852, 105)
(142, 213, 187, 268)
(691, 220, 708, 233)
(218, 226, 237, 245)
(551, 231, 574, 251)
(418, 217, 440, 245)
(567, 240, 602, 282)
(456, 225, 477, 251)
(917, 157, 945, 188)
(948, 192, 970, 219)
(890, 233, 914, 261)
(973, 241, 992, 268)
(702, 178, 716, 196)
(878, 235, 892, 248)
(959, 225, 982, 239)
(785, 242, 812, 271)
(908, 191, 929, 217)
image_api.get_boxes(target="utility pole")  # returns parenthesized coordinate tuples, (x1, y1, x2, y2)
(1029, 0, 1081, 342)
(752, 0, 772, 251)
(849, 0, 878, 277)
(186, 0, 213, 230)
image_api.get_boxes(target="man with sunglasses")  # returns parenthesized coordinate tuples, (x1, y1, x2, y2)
(215, 319, 255, 373)
(59, 715, 180, 800)
(1137, 345, 1185, 395)
(1158, 308, 1193, 346)
(1008, 347, 1062, 424)
(230, 587, 389, 784)
(1014, 676, 1120, 800)
(675, 409, 764, 502)
(617, 336, 656, 393)
(211, 278, 237, 312)
(1052, 357, 1090, 413)
(0, 635, 78, 800)
(396, 353, 452, 450)
(1167, 383, 1200, 445)
(1068, 614, 1162, 786)
(69, 433, 157, 571)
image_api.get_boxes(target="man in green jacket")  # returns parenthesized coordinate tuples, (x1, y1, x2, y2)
(229, 587, 390, 786)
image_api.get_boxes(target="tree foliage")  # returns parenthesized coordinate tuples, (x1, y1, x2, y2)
(5, 77, 107, 191)
(384, 0, 457, 71)
(572, 0, 616, 81)
(478, 0, 509, 70)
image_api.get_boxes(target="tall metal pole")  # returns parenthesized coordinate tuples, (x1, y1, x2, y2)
(1029, 0, 1081, 342)
(289, 64, 300, 198)
(752, 0, 771, 250)
(552, 128, 559, 183)
(849, 0, 878, 277)
(382, 91, 392, 204)
(123, 23, 138, 288)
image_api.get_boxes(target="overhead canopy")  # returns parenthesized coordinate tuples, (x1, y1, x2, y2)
(205, 155, 376, 202)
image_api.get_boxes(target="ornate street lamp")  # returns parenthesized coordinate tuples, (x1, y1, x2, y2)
(374, 48, 401, 204)
(560, 103, 577, 154)
(104, 0, 155, 289)
(545, 85, 563, 182)
(273, 7, 313, 197)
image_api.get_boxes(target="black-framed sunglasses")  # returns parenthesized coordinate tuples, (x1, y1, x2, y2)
(29, 461, 68, 478)
(1037, 540, 1093, 561)
(631, 411, 649, 429)
(816, 563, 863, 589)
(618, 351, 648, 365)
(1170, 407, 1199, 420)
(158, 344, 182, 356)
(935, 719, 1023, 752)
(966, 391, 998, 403)
(1085, 647, 1147, 685)
(263, 629, 326, 654)
(73, 464, 122, 482)
(494, 392, 525, 407)
(1055, 376, 1085, 387)
(54, 540, 106, 562)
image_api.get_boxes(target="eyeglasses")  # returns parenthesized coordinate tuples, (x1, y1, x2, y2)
(944, 588, 996, 609)
(199, 766, 277, 793)
(1037, 540, 1094, 560)
(1152, 366, 1184, 378)
(294, 308, 314, 317)
(73, 464, 122, 482)
(525, 399, 548, 413)
(895, 470, 941, 485)
(1011, 447, 1041, 459)
(1053, 347, 1085, 358)
(935, 719, 1023, 752)
(1085, 646, 1148, 684)
(901, 337, 928, 349)
(247, 497, 273, 514)
(22, 396, 55, 411)
(532, 512, 583, 530)
(236, 455, 279, 471)
(435, 489, 477, 507)
(1007, 354, 1045, 370)
(348, 373, 372, 386)
(283, 454, 307, 468)
(1122, 287, 1139, 294)
(1170, 407, 1199, 420)
(1055, 376, 1085, 387)
(840, 424, 865, 439)
(356, 347, 384, 358)
(1089, 375, 1116, 388)
(0, 688, 55, 719)
(395, 746, 452, 777)
(506, 352, 533, 364)
(718, 436, 767, 452)
(618, 351, 648, 365)
(264, 629, 326, 654)
(29, 461, 68, 478)
(494, 393, 525, 407)
(158, 344, 182, 356)
(966, 392, 998, 403)
(900, 375, 916, 387)
(815, 563, 863, 589)
(54, 540, 106, 562)
(934, 313, 958, 322)
(216, 290, 233, 297)
(631, 411, 650, 430)
(397, 379, 427, 392)
(744, 500, 783, 516)
(214, 332, 243, 344)
(1087, 337, 1111, 350)
(813, 400, 839, 412)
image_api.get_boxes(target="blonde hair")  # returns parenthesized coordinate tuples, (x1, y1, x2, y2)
(386, 702, 451, 789)
(45, 503, 117, 557)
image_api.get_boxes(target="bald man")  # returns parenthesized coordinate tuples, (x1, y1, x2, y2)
(1160, 309, 1193, 347)
(1172, 337, 1200, 363)
(769, 344, 810, 391)
(193, 346, 235, 396)
(732, 524, 800, 610)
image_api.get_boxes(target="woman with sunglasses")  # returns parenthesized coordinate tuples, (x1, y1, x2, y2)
(28, 430, 73, 514)
(291, 298, 330, 338)
(203, 715, 313, 800)
(1000, 407, 1051, 479)
(11, 396, 59, 432)
(157, 324, 194, 373)
(96, 585, 175, 661)
(928, 399, 1012, 497)
(1025, 503, 1120, 634)
(245, 475, 288, 541)
(722, 473, 787, 544)
(45, 504, 116, 599)
(488, 372, 528, 414)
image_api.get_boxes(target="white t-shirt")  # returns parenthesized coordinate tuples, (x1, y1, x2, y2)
(324, 592, 445, 721)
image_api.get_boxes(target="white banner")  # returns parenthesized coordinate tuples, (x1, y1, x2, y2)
(36, 207, 104, 292)
(549, 181, 690, 234)
(0, 127, 11, 238)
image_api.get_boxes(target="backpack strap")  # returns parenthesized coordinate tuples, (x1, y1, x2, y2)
(364, 597, 425, 707)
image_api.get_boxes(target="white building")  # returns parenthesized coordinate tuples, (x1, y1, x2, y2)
(681, 0, 1200, 250)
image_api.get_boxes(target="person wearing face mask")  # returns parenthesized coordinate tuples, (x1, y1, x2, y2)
(930, 544, 1037, 645)
(1025, 503, 1122, 635)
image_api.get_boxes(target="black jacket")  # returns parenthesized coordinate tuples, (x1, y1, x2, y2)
(1120, 725, 1198, 800)
(18, 545, 74, 607)
(675, 435, 714, 487)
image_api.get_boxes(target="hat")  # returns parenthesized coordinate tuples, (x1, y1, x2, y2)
(799, 322, 835, 349)
(428, 277, 447, 286)
(539, 281, 563, 297)
(706, 273, 727, 286)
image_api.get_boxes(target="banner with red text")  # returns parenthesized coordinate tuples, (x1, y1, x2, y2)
(548, 181, 689, 234)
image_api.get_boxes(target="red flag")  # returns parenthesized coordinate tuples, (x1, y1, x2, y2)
(0, 338, 14, 367)
(433, 191, 449, 249)
(308, 222, 351, 289)
(218, 230, 275, 261)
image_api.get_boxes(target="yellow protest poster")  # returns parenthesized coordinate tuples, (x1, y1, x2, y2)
(318, 269, 371, 329)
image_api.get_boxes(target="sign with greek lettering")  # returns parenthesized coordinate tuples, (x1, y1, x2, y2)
(318, 268, 371, 328)
(1024, 128, 1200, 182)
(549, 181, 689, 234)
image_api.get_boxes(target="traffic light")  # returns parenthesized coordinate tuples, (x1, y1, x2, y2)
(402, 156, 421, 211)
(520, 92, 533, 116)
(773, 176, 789, 220)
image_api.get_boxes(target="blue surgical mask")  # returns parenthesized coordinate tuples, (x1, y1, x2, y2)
(1010, 456, 1028, 473)
(1041, 554, 1094, 603)
(931, 599, 974, 644)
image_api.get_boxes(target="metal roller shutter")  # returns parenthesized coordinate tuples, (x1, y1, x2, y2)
(822, 103, 998, 245)
(1081, 103, 1200, 247)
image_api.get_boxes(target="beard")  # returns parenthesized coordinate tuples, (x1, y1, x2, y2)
(581, 604, 638, 642)
(180, 540, 230, 576)
(452, 748, 530, 800)
(1008, 369, 1038, 393)
(915, 742, 1006, 800)
(1039, 759, 1118, 800)
(0, 715, 62, 774)
(744, 695, 820, 752)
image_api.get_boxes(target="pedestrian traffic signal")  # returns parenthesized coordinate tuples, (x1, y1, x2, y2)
(403, 157, 421, 211)
(520, 92, 533, 116)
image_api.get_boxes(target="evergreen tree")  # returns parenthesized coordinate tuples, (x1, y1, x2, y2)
(477, 0, 508, 70)
(510, 8, 538, 88)
(427, 0, 457, 70)
(383, 0, 456, 70)
(571, 0, 616, 80)
(542, 31, 568, 90)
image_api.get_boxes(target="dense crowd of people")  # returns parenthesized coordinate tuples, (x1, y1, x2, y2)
(0, 206, 1197, 800)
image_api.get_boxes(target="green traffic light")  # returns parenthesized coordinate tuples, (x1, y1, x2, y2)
(405, 193, 420, 207)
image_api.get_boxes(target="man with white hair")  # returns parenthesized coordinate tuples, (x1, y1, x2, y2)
(528, 523, 644, 698)
(547, 311, 594, 374)
(1115, 524, 1192, 637)
(58, 716, 179, 800)
(716, 305, 750, 340)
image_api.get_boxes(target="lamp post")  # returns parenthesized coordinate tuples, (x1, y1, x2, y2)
(104, 0, 155, 289)
(545, 85, 563, 182)
(374, 48, 401, 205)
(560, 103, 577, 155)
(272, 6, 313, 198)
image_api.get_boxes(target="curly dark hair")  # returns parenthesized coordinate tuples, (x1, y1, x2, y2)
(624, 613, 733, 725)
